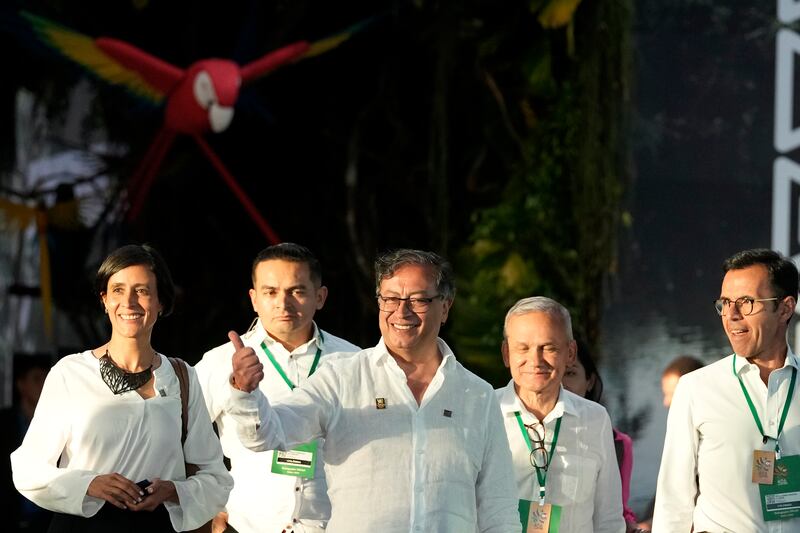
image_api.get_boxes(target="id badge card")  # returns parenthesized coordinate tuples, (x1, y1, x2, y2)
(518, 499, 561, 533)
(753, 449, 776, 484)
(759, 455, 800, 521)
(271, 441, 318, 479)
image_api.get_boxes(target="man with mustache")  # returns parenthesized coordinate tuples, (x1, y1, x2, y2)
(195, 243, 360, 533)
(225, 248, 521, 533)
(653, 249, 800, 532)
(497, 296, 625, 533)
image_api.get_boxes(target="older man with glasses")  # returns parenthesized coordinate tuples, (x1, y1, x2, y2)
(225, 249, 521, 533)
(497, 296, 625, 533)
(653, 249, 800, 532)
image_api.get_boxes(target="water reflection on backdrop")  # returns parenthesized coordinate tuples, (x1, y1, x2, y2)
(599, 308, 732, 517)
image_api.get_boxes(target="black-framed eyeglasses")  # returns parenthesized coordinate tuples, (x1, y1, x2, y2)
(377, 295, 443, 313)
(524, 422, 549, 469)
(714, 296, 780, 316)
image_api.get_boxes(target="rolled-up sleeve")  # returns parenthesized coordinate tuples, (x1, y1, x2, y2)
(227, 363, 338, 453)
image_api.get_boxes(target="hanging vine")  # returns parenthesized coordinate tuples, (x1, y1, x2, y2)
(451, 0, 633, 384)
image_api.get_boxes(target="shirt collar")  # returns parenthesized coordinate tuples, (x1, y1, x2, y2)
(498, 380, 521, 414)
(784, 347, 800, 369)
(558, 387, 580, 417)
(733, 345, 799, 375)
(498, 379, 575, 422)
(371, 337, 456, 369)
(253, 319, 323, 353)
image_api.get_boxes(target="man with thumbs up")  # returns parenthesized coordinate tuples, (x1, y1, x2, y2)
(195, 243, 359, 533)
(226, 249, 521, 533)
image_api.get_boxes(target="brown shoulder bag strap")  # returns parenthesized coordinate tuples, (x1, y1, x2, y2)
(168, 356, 190, 445)
(167, 357, 210, 532)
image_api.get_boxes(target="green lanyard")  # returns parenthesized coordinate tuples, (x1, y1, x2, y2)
(515, 411, 562, 505)
(733, 354, 797, 457)
(261, 332, 324, 390)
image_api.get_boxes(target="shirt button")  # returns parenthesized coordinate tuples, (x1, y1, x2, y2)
(770, 421, 776, 426)
(417, 449, 424, 454)
(295, 486, 301, 492)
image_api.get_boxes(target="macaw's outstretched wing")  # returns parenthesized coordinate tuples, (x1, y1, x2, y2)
(303, 16, 379, 60)
(20, 11, 182, 105)
(240, 14, 383, 84)
(239, 41, 310, 83)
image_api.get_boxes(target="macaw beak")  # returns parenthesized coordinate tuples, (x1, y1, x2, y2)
(209, 104, 234, 133)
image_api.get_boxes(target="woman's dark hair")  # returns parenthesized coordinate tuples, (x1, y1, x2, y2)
(95, 244, 176, 316)
(575, 338, 604, 403)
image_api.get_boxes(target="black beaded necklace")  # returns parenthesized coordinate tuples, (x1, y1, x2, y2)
(99, 350, 153, 395)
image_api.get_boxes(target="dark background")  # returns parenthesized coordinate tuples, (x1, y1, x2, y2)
(2, 0, 505, 361)
(2, 0, 634, 378)
(601, 1, 786, 513)
(0, 0, 785, 375)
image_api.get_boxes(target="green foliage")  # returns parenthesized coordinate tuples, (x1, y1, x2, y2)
(452, 0, 632, 385)
(3, 0, 632, 362)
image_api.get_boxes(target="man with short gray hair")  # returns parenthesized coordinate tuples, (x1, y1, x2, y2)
(226, 249, 522, 533)
(497, 296, 625, 533)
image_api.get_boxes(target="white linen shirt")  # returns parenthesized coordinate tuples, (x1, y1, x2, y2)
(227, 337, 522, 533)
(194, 320, 359, 533)
(653, 349, 800, 533)
(496, 381, 625, 533)
(10, 350, 233, 532)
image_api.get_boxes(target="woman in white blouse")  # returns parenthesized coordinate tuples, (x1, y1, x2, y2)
(11, 244, 232, 532)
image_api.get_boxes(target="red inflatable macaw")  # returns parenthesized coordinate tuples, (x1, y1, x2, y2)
(21, 11, 362, 242)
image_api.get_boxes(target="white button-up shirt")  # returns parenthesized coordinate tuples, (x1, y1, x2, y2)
(496, 381, 625, 533)
(227, 337, 522, 533)
(653, 349, 800, 532)
(11, 351, 233, 531)
(195, 320, 359, 533)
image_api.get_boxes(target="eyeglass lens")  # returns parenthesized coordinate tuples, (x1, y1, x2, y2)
(529, 446, 549, 469)
(377, 296, 434, 312)
(715, 298, 753, 316)
(525, 423, 548, 468)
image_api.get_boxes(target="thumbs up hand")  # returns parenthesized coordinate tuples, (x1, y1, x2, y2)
(229, 330, 264, 392)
